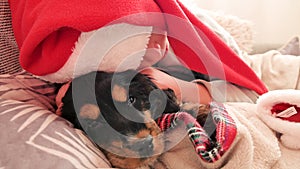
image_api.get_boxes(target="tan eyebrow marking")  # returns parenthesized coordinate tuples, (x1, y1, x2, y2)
(112, 85, 127, 102)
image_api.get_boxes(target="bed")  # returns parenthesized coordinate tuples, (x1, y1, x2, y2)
(1, 0, 300, 168)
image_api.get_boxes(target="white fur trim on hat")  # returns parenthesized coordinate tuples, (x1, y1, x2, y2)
(39, 23, 153, 83)
(256, 89, 300, 149)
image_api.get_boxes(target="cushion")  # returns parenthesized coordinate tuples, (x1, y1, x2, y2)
(0, 0, 22, 74)
(0, 72, 111, 168)
(278, 36, 300, 55)
(207, 11, 254, 54)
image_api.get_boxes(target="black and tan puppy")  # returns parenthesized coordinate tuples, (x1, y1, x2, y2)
(61, 70, 185, 168)
(61, 69, 210, 168)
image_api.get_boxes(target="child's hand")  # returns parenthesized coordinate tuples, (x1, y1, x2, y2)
(140, 67, 212, 104)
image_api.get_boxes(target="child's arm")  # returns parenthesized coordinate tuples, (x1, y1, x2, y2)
(141, 67, 212, 105)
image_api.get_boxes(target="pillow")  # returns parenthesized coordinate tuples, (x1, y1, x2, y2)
(0, 72, 111, 168)
(0, 1, 22, 74)
(278, 36, 300, 55)
(206, 11, 254, 54)
(0, 99, 111, 169)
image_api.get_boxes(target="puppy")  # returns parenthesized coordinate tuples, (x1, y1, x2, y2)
(61, 69, 209, 168)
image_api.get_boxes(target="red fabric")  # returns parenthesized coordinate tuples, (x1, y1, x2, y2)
(271, 103, 300, 122)
(9, 0, 267, 94)
(9, 0, 164, 75)
(157, 102, 237, 163)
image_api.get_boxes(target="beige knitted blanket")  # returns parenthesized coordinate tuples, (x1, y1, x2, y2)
(159, 101, 300, 169)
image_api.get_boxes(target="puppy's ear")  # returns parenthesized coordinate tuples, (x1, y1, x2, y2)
(80, 104, 101, 120)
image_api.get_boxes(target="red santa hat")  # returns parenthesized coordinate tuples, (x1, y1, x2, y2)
(9, 0, 267, 94)
(256, 89, 300, 149)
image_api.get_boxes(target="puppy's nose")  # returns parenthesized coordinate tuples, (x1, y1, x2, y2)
(135, 135, 154, 157)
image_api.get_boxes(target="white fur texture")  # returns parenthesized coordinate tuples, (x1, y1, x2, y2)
(256, 89, 300, 149)
(39, 23, 152, 83)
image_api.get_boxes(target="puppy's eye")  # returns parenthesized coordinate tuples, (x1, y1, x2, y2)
(128, 96, 136, 105)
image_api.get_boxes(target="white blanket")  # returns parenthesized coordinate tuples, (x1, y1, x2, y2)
(158, 90, 300, 169)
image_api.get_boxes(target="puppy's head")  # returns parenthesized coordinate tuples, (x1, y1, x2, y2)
(62, 70, 178, 168)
